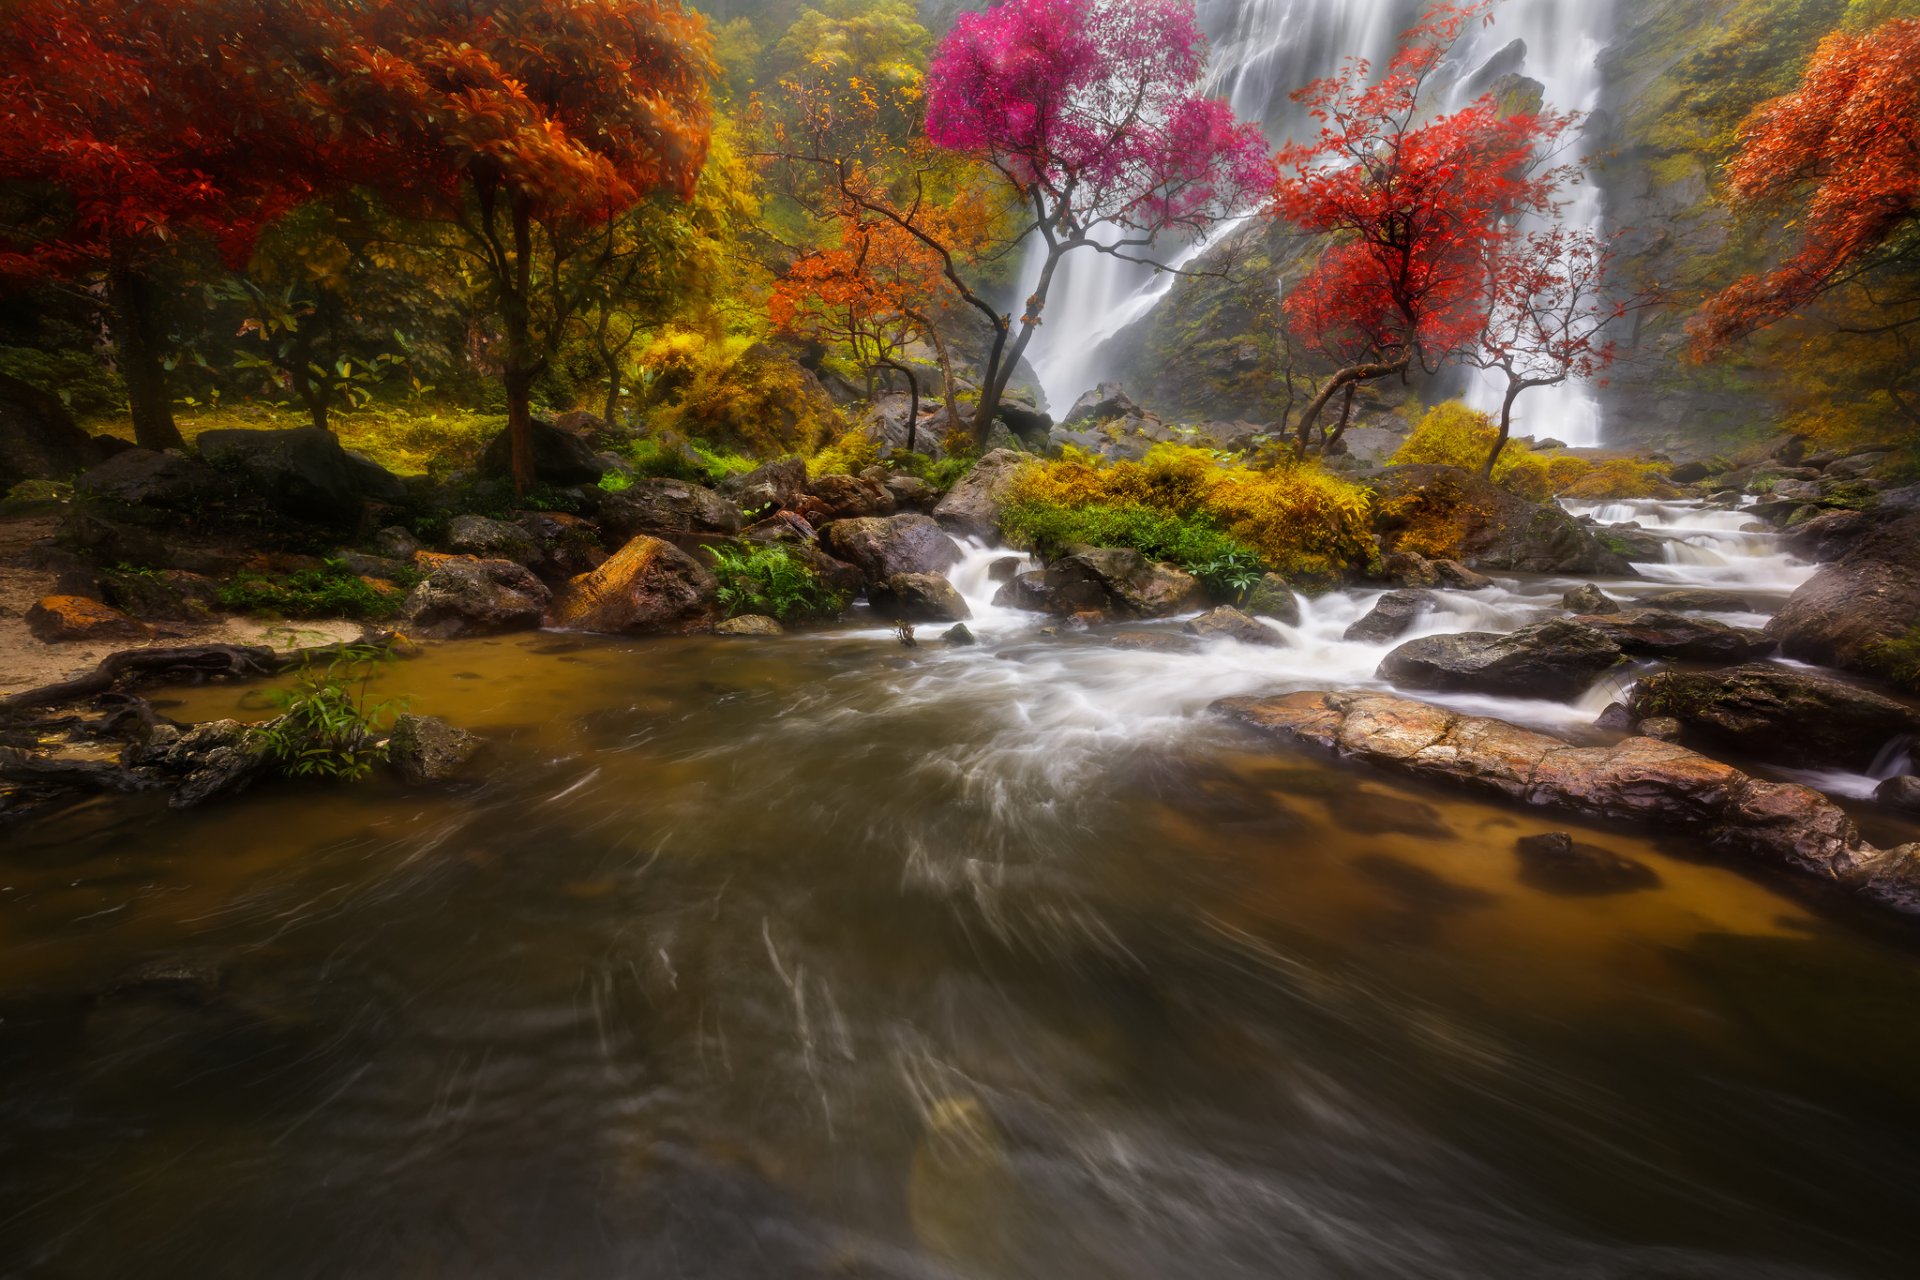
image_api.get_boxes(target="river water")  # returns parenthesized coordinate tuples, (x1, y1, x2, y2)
(5, 503, 1920, 1278)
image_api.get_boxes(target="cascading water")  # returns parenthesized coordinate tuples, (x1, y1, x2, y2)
(1020, 0, 1620, 445)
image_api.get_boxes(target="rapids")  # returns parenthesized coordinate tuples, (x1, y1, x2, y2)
(4, 501, 1920, 1278)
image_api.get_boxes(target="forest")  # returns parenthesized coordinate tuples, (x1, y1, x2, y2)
(3, 0, 1920, 1275)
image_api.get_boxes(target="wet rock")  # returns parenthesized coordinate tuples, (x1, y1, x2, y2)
(1109, 630, 1202, 654)
(1781, 509, 1872, 563)
(987, 555, 1024, 583)
(1629, 664, 1920, 773)
(941, 623, 977, 647)
(1638, 589, 1753, 613)
(372, 526, 424, 560)
(715, 614, 785, 636)
(448, 513, 542, 567)
(1345, 590, 1435, 644)
(477, 418, 607, 487)
(1876, 776, 1920, 814)
(1378, 619, 1624, 700)
(1636, 716, 1684, 742)
(132, 719, 271, 808)
(547, 535, 717, 635)
(933, 448, 1028, 538)
(1063, 547, 1205, 618)
(1353, 853, 1494, 911)
(884, 473, 939, 511)
(722, 458, 809, 514)
(1215, 689, 1914, 915)
(1594, 701, 1635, 732)
(1562, 583, 1620, 615)
(1514, 832, 1661, 896)
(807, 472, 896, 521)
(386, 714, 481, 784)
(76, 448, 221, 509)
(1326, 790, 1451, 838)
(401, 553, 551, 639)
(994, 567, 1104, 615)
(1431, 558, 1493, 591)
(1767, 512, 1920, 688)
(198, 427, 405, 523)
(867, 572, 972, 623)
(1185, 606, 1281, 647)
(599, 477, 745, 539)
(822, 514, 963, 584)
(1371, 464, 1632, 575)
(25, 595, 151, 643)
(1594, 522, 1670, 563)
(1063, 382, 1141, 426)
(1573, 609, 1776, 662)
(1668, 460, 1712, 484)
(1380, 550, 1440, 589)
(1242, 574, 1301, 627)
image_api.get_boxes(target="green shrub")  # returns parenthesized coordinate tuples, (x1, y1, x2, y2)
(893, 449, 976, 490)
(999, 498, 1267, 596)
(217, 561, 415, 622)
(626, 433, 759, 485)
(258, 645, 403, 782)
(704, 542, 849, 622)
(808, 427, 883, 478)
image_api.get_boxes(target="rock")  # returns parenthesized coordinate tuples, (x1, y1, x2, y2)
(1378, 619, 1624, 700)
(400, 553, 551, 639)
(0, 372, 101, 487)
(546, 535, 717, 634)
(807, 472, 896, 520)
(1826, 451, 1889, 479)
(25, 595, 151, 643)
(513, 510, 606, 581)
(1562, 583, 1620, 615)
(987, 555, 1024, 583)
(1215, 689, 1916, 915)
(994, 567, 1105, 615)
(1063, 382, 1141, 426)
(1514, 832, 1662, 896)
(448, 513, 542, 567)
(372, 526, 424, 560)
(1371, 464, 1632, 575)
(131, 719, 270, 809)
(1636, 716, 1684, 742)
(1344, 590, 1435, 643)
(822, 514, 963, 583)
(1668, 460, 1712, 484)
(722, 458, 809, 514)
(1380, 550, 1440, 589)
(1431, 559, 1493, 590)
(867, 572, 972, 623)
(198, 427, 405, 523)
(599, 477, 745, 539)
(1185, 606, 1282, 647)
(941, 623, 977, 647)
(1594, 702, 1635, 732)
(1638, 589, 1753, 613)
(102, 568, 220, 622)
(1072, 547, 1205, 617)
(477, 418, 607, 487)
(1782, 509, 1872, 562)
(1876, 776, 1920, 814)
(883, 473, 939, 511)
(1572, 609, 1776, 662)
(715, 614, 785, 636)
(1629, 663, 1920, 773)
(1767, 513, 1920, 687)
(1108, 630, 1202, 654)
(1241, 574, 1302, 627)
(933, 449, 1028, 538)
(1593, 522, 1670, 562)
(386, 714, 481, 784)
(76, 448, 221, 509)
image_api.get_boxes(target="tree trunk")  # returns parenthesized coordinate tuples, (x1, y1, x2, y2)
(905, 308, 964, 439)
(1291, 355, 1409, 459)
(601, 342, 624, 432)
(1324, 382, 1358, 455)
(969, 249, 1060, 450)
(1481, 380, 1525, 479)
(107, 263, 185, 452)
(879, 358, 919, 454)
(504, 199, 537, 496)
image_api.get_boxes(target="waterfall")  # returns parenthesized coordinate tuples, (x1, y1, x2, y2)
(1019, 0, 1618, 446)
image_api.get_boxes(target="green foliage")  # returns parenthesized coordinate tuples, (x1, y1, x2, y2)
(808, 426, 883, 477)
(640, 332, 844, 456)
(0, 336, 125, 418)
(705, 541, 848, 622)
(999, 499, 1263, 593)
(891, 449, 975, 490)
(625, 432, 757, 484)
(258, 646, 404, 783)
(217, 560, 415, 622)
(1864, 627, 1920, 692)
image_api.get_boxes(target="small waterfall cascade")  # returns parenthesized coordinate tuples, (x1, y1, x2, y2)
(1018, 0, 1620, 444)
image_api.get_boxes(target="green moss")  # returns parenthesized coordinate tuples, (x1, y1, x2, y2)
(217, 561, 418, 622)
(1864, 627, 1920, 692)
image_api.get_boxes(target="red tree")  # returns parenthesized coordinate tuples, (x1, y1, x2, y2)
(1691, 17, 1920, 352)
(0, 0, 336, 450)
(325, 0, 714, 494)
(1269, 1, 1572, 455)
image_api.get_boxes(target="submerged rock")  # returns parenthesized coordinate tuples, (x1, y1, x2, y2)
(1629, 664, 1920, 773)
(1345, 590, 1434, 643)
(1514, 832, 1662, 896)
(546, 535, 717, 635)
(1377, 619, 1624, 700)
(1639, 589, 1752, 614)
(386, 714, 481, 784)
(1185, 606, 1281, 647)
(715, 614, 785, 636)
(941, 623, 977, 647)
(401, 554, 551, 639)
(867, 573, 972, 623)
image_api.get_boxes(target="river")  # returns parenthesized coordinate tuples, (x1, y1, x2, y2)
(4, 501, 1920, 1278)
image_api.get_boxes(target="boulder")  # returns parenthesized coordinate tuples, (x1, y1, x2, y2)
(1637, 716, 1684, 742)
(1628, 663, 1920, 773)
(198, 427, 405, 523)
(715, 614, 785, 636)
(1378, 620, 1624, 700)
(1242, 574, 1301, 627)
(941, 623, 977, 647)
(102, 568, 220, 622)
(76, 448, 221, 509)
(1431, 559, 1493, 590)
(546, 536, 717, 634)
(1638, 589, 1753, 614)
(372, 526, 424, 560)
(722, 458, 810, 514)
(1782, 509, 1872, 562)
(1032, 547, 1204, 618)
(1108, 630, 1202, 654)
(512, 510, 606, 581)
(600, 477, 745, 540)
(0, 372, 101, 487)
(987, 555, 1024, 583)
(1184, 606, 1281, 647)
(1668, 460, 1712, 484)
(1380, 550, 1440, 589)
(1345, 590, 1435, 644)
(994, 566, 1107, 616)
(131, 719, 270, 809)
(884, 473, 939, 511)
(867, 572, 972, 623)
(1562, 583, 1620, 615)
(1215, 689, 1917, 916)
(1371, 464, 1633, 575)
(822, 514, 962, 584)
(25, 595, 151, 643)
(386, 714, 482, 784)
(1514, 832, 1661, 896)
(1572, 609, 1776, 662)
(400, 553, 551, 639)
(1593, 522, 1670, 563)
(477, 418, 607, 487)
(1876, 776, 1920, 814)
(807, 472, 896, 521)
(1063, 382, 1142, 426)
(933, 448, 1028, 538)
(1767, 512, 1920, 688)
(448, 513, 542, 567)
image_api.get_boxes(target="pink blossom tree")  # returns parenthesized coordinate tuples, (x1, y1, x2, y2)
(924, 0, 1269, 445)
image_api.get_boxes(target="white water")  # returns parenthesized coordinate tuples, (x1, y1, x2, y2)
(1020, 0, 1620, 445)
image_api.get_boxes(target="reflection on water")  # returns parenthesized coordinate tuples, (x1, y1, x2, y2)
(5, 626, 1920, 1279)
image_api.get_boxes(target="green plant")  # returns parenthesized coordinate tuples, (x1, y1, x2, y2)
(704, 542, 849, 622)
(598, 469, 634, 493)
(893, 449, 976, 490)
(257, 645, 405, 782)
(217, 560, 416, 622)
(999, 498, 1260, 582)
(625, 433, 758, 485)
(1190, 547, 1266, 600)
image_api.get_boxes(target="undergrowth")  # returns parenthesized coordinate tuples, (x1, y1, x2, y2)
(705, 542, 848, 622)
(217, 560, 416, 621)
(258, 645, 404, 782)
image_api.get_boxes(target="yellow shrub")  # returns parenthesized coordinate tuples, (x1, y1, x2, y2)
(808, 427, 883, 477)
(1557, 458, 1682, 499)
(1391, 402, 1503, 471)
(1393, 401, 1672, 500)
(644, 336, 844, 457)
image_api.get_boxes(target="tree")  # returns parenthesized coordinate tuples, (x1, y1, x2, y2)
(1691, 18, 1920, 365)
(0, 0, 333, 451)
(325, 0, 715, 494)
(923, 0, 1269, 446)
(1268, 1, 1572, 457)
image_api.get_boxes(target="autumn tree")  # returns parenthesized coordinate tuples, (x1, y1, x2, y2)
(324, 0, 715, 494)
(1269, 1, 1573, 456)
(0, 0, 335, 451)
